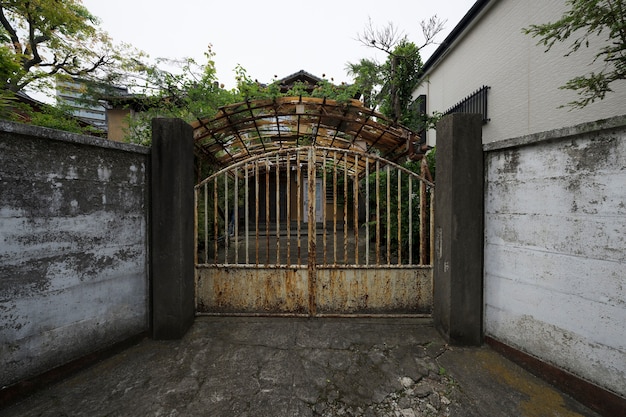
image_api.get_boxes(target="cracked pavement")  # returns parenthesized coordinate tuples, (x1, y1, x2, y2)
(1, 317, 601, 417)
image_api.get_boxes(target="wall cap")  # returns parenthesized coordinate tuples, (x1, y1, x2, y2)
(483, 114, 626, 152)
(0, 120, 150, 154)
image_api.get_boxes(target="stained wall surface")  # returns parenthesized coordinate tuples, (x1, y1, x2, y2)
(483, 116, 626, 398)
(0, 121, 150, 388)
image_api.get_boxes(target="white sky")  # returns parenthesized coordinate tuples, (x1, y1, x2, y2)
(80, 0, 477, 89)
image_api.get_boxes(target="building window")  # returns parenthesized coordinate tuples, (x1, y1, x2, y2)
(444, 85, 490, 124)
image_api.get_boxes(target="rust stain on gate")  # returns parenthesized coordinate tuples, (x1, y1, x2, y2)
(192, 97, 434, 317)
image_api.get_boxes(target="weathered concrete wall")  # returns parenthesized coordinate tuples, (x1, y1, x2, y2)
(483, 115, 626, 398)
(0, 121, 150, 388)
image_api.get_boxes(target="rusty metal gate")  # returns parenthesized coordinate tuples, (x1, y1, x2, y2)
(194, 146, 434, 317)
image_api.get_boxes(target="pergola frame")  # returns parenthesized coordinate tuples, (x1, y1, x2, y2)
(192, 96, 420, 174)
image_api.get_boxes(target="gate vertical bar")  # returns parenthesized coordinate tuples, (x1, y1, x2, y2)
(307, 147, 317, 316)
(333, 151, 338, 265)
(353, 154, 359, 264)
(430, 191, 435, 265)
(376, 159, 380, 265)
(265, 160, 270, 265)
(245, 163, 249, 264)
(255, 161, 259, 265)
(234, 167, 239, 264)
(224, 172, 229, 264)
(397, 169, 402, 265)
(386, 164, 391, 265)
(343, 152, 348, 264)
(297, 152, 302, 264)
(194, 187, 198, 265)
(213, 177, 218, 264)
(420, 161, 428, 265)
(322, 153, 328, 264)
(286, 156, 291, 266)
(408, 176, 413, 265)
(276, 154, 280, 264)
(204, 183, 208, 264)
(365, 158, 370, 265)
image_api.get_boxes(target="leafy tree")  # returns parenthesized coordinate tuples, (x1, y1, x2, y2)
(346, 58, 381, 108)
(0, 0, 143, 98)
(524, 0, 626, 108)
(349, 18, 445, 131)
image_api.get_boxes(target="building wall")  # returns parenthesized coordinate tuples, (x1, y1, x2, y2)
(483, 115, 626, 398)
(106, 108, 132, 142)
(415, 0, 626, 145)
(0, 121, 150, 388)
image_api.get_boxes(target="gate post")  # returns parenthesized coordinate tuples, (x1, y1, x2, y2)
(150, 118, 195, 339)
(433, 113, 483, 346)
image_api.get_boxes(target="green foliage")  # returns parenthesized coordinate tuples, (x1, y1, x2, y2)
(360, 158, 433, 262)
(524, 0, 626, 108)
(10, 100, 102, 135)
(347, 40, 439, 132)
(0, 0, 142, 96)
(124, 47, 238, 145)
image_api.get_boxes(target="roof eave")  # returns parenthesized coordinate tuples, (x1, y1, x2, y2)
(420, 0, 494, 77)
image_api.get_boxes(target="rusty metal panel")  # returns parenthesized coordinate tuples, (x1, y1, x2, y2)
(196, 266, 309, 315)
(315, 267, 433, 315)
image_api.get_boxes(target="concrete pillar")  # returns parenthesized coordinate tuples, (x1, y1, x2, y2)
(433, 113, 483, 346)
(150, 118, 195, 339)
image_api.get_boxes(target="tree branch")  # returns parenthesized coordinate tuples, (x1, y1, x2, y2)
(0, 6, 23, 55)
(418, 16, 447, 49)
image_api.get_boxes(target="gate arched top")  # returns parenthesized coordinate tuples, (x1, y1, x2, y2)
(195, 146, 434, 189)
(191, 96, 420, 170)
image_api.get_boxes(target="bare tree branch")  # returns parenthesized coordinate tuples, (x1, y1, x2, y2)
(357, 17, 406, 55)
(419, 16, 447, 49)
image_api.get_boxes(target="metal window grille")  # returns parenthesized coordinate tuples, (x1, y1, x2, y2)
(444, 85, 490, 124)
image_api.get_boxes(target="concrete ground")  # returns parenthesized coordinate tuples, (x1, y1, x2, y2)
(1, 317, 601, 417)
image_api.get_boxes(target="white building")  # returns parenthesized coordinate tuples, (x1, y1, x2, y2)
(416, 0, 626, 146)
(416, 0, 626, 410)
